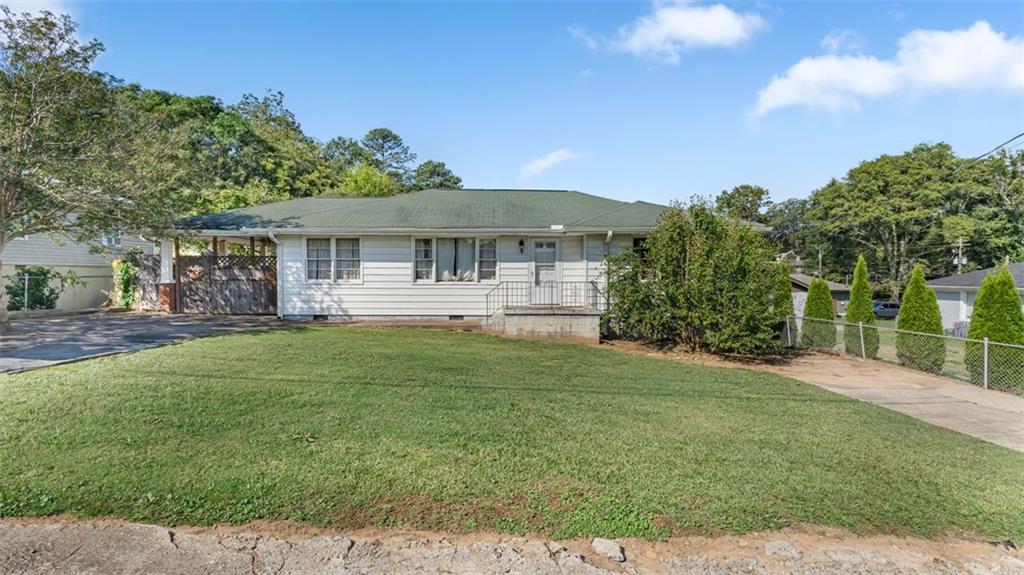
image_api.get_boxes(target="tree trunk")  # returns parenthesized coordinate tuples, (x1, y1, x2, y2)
(0, 236, 8, 325)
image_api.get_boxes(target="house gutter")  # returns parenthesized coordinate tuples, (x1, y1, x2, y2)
(176, 226, 657, 236)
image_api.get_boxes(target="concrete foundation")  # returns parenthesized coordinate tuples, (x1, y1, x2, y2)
(485, 307, 602, 343)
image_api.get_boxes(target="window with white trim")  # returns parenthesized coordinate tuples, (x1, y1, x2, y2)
(437, 238, 476, 282)
(306, 238, 332, 280)
(335, 238, 360, 280)
(478, 239, 497, 281)
(414, 238, 434, 281)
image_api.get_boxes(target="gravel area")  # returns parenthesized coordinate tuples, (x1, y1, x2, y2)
(1, 520, 1020, 575)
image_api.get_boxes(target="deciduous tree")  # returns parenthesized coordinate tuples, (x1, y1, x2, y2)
(0, 7, 189, 321)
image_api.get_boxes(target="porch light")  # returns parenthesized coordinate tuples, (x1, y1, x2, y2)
(518, 238, 525, 254)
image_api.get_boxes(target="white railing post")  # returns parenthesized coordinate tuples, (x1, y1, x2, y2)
(859, 322, 866, 359)
(982, 337, 989, 389)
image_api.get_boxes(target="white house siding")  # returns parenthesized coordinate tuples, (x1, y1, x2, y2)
(584, 233, 634, 285)
(279, 234, 594, 319)
(1, 233, 153, 310)
(935, 289, 962, 329)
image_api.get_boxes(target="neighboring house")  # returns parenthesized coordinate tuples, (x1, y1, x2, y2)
(928, 263, 1024, 330)
(165, 189, 668, 340)
(1, 231, 152, 311)
(790, 273, 851, 317)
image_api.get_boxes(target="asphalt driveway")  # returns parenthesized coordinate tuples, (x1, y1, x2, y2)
(0, 313, 284, 373)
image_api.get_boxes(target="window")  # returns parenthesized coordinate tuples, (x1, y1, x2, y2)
(335, 238, 360, 281)
(414, 238, 434, 281)
(632, 237, 648, 260)
(438, 238, 476, 282)
(479, 239, 497, 281)
(101, 231, 123, 248)
(306, 238, 332, 280)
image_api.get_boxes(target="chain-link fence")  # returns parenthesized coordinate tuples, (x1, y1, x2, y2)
(783, 316, 1024, 395)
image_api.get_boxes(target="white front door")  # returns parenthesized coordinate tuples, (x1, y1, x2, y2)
(532, 240, 559, 305)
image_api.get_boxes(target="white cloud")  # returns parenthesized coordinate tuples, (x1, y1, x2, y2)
(569, 1, 764, 65)
(519, 148, 583, 180)
(0, 0, 71, 16)
(821, 29, 865, 53)
(567, 24, 600, 51)
(755, 21, 1024, 115)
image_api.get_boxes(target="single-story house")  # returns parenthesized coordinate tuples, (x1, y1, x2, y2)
(162, 189, 668, 340)
(790, 273, 850, 317)
(928, 262, 1024, 330)
(2, 231, 152, 311)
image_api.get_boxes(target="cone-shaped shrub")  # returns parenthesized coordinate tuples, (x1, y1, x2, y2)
(799, 277, 835, 349)
(773, 263, 798, 345)
(895, 265, 945, 373)
(844, 255, 879, 358)
(966, 265, 1024, 391)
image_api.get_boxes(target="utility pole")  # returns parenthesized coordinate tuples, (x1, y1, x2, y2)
(956, 238, 964, 275)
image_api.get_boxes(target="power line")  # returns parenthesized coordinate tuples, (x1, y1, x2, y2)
(953, 131, 1024, 174)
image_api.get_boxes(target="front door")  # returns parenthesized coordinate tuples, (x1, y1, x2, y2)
(532, 240, 559, 305)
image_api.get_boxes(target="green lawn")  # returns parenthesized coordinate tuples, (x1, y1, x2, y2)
(1, 327, 1022, 540)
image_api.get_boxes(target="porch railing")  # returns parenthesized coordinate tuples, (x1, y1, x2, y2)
(485, 281, 606, 316)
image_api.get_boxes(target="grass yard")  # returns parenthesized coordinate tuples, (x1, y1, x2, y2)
(1, 327, 1022, 540)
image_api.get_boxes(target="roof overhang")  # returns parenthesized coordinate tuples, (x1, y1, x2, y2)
(172, 226, 658, 236)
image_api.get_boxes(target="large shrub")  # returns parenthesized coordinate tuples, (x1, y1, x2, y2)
(895, 265, 945, 373)
(966, 265, 1024, 390)
(773, 263, 798, 345)
(605, 203, 783, 354)
(799, 278, 836, 349)
(844, 255, 879, 358)
(5, 266, 64, 311)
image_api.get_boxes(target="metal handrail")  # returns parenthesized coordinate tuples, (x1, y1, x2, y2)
(485, 281, 606, 316)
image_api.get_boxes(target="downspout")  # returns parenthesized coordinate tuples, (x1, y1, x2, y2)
(268, 232, 283, 319)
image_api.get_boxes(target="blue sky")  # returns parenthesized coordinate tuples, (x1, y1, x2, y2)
(9, 1, 1024, 205)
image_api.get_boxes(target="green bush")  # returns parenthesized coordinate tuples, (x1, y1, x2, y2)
(772, 263, 798, 345)
(844, 255, 879, 358)
(605, 203, 783, 354)
(966, 265, 1024, 389)
(5, 266, 63, 311)
(895, 265, 945, 373)
(111, 247, 143, 309)
(799, 278, 835, 349)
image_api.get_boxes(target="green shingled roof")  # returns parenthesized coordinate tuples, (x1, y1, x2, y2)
(180, 189, 670, 233)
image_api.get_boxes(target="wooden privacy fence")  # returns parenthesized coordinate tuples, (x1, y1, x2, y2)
(177, 255, 277, 315)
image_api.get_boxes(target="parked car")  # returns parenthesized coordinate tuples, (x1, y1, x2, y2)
(873, 301, 901, 319)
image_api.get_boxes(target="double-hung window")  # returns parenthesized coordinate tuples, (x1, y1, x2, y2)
(478, 239, 497, 281)
(414, 238, 434, 281)
(306, 238, 332, 280)
(335, 238, 361, 280)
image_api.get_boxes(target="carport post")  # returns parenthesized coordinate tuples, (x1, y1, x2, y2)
(982, 338, 989, 389)
(22, 273, 28, 313)
(858, 322, 866, 359)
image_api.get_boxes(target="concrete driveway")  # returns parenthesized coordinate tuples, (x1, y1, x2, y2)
(770, 354, 1024, 453)
(0, 312, 284, 373)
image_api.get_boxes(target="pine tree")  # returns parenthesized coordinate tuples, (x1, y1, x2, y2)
(799, 278, 835, 349)
(966, 265, 1024, 390)
(895, 265, 945, 373)
(844, 255, 879, 358)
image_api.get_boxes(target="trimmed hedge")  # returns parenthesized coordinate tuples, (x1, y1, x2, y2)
(844, 255, 879, 358)
(966, 265, 1024, 390)
(799, 277, 835, 349)
(895, 265, 945, 373)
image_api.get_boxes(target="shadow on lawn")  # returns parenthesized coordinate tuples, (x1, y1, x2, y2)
(129, 367, 859, 404)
